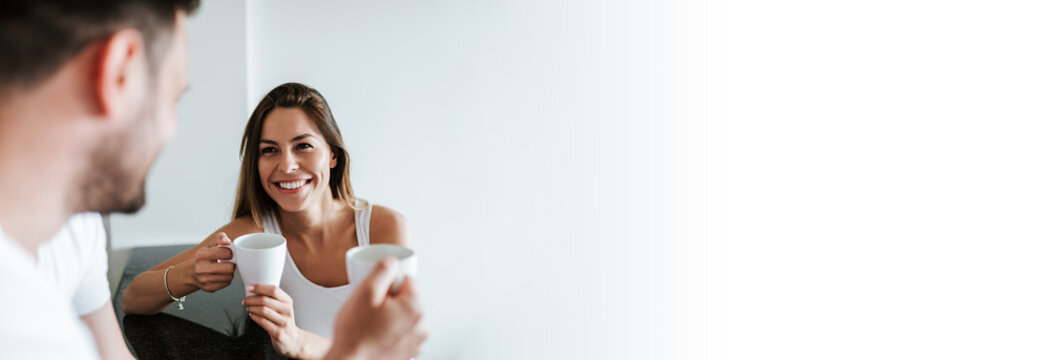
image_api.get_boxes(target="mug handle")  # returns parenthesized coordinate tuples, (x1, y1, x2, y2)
(217, 244, 237, 264)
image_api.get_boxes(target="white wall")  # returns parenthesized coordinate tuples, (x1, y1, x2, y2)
(112, 0, 702, 358)
(719, 1, 1050, 359)
(248, 0, 703, 358)
(247, 0, 702, 358)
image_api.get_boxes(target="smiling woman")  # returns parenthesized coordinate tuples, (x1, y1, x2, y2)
(234, 83, 363, 223)
(120, 82, 411, 360)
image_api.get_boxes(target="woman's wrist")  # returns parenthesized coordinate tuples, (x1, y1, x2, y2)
(295, 329, 334, 360)
(290, 327, 307, 359)
(176, 260, 199, 294)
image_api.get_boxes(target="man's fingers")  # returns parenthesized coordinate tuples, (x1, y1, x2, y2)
(397, 275, 419, 298)
(396, 275, 425, 315)
(411, 323, 429, 357)
(360, 257, 399, 305)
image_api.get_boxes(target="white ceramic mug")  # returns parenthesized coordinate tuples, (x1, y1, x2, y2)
(222, 233, 287, 296)
(345, 244, 417, 294)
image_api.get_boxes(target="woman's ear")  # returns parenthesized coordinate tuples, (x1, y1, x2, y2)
(330, 152, 338, 169)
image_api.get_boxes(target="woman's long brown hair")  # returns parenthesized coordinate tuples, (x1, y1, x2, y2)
(233, 82, 361, 226)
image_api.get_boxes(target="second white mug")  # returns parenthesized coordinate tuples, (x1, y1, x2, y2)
(345, 244, 417, 294)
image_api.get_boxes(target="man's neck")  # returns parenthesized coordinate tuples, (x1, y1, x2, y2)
(0, 83, 84, 254)
(0, 149, 76, 255)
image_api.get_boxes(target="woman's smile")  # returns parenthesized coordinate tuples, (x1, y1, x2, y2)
(274, 178, 313, 194)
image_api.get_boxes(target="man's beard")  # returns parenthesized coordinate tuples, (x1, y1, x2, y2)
(75, 103, 155, 215)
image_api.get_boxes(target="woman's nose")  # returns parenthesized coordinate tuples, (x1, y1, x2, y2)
(278, 153, 299, 173)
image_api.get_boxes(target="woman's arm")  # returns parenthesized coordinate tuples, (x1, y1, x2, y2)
(120, 218, 259, 314)
(120, 232, 228, 314)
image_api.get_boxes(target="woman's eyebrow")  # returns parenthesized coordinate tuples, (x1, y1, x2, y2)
(260, 134, 315, 145)
(291, 133, 317, 142)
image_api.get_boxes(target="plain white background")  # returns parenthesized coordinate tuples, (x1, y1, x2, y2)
(718, 0, 1050, 359)
(111, 0, 704, 359)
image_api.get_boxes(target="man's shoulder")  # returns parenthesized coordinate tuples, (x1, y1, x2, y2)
(66, 212, 105, 244)
(45, 212, 106, 258)
(0, 236, 100, 359)
(67, 212, 104, 228)
(0, 272, 101, 359)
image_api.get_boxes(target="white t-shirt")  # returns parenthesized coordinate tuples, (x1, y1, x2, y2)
(0, 224, 100, 359)
(36, 212, 111, 316)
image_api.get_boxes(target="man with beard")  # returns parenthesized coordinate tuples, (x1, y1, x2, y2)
(0, 1, 427, 359)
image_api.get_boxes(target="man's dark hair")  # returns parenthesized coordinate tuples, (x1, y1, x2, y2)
(0, 0, 200, 91)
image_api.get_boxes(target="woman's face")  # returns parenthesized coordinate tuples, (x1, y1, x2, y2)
(257, 107, 337, 213)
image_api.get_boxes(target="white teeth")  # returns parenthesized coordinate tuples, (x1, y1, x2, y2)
(278, 180, 307, 190)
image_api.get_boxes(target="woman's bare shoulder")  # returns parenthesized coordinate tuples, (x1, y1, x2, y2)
(367, 204, 410, 247)
(214, 216, 263, 240)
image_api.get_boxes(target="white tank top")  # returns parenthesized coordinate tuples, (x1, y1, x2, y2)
(261, 199, 371, 339)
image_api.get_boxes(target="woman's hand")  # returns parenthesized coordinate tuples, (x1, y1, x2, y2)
(192, 232, 235, 292)
(244, 284, 329, 359)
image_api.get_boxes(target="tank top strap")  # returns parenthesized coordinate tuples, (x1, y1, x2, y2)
(354, 200, 372, 246)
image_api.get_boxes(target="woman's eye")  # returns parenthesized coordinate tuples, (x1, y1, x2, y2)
(261, 147, 277, 154)
(297, 143, 314, 150)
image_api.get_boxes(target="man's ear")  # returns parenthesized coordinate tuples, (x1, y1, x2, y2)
(95, 29, 145, 121)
